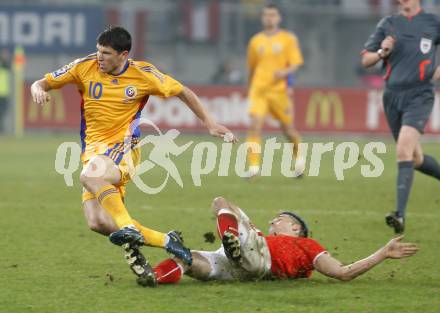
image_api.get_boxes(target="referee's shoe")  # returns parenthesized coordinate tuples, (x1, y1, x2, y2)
(385, 212, 405, 234)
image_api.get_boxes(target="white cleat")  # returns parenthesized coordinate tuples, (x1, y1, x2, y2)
(244, 166, 260, 179)
(293, 156, 306, 178)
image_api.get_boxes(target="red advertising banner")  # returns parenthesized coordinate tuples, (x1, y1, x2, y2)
(23, 84, 440, 135)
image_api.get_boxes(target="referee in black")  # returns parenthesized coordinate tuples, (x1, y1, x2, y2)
(362, 0, 440, 234)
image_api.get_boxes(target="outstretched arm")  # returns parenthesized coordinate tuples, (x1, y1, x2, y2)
(30, 78, 52, 105)
(314, 236, 418, 281)
(176, 86, 237, 142)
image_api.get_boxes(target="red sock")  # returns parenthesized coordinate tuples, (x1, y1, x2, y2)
(217, 210, 239, 238)
(154, 259, 182, 284)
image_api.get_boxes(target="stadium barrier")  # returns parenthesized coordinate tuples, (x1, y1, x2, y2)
(23, 84, 440, 135)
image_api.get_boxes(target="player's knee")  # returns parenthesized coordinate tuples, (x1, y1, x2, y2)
(211, 196, 227, 214)
(80, 172, 106, 194)
(184, 252, 213, 281)
(79, 172, 89, 186)
(79, 172, 95, 191)
(396, 145, 413, 161)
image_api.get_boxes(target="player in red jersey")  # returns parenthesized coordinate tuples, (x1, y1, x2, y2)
(151, 197, 419, 284)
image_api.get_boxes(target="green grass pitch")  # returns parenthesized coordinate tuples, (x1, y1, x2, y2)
(1, 134, 439, 313)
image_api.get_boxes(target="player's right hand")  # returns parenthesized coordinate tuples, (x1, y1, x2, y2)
(31, 84, 51, 105)
(207, 123, 238, 143)
(383, 235, 419, 259)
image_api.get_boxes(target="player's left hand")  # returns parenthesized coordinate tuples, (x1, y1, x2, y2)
(207, 123, 238, 143)
(383, 235, 419, 259)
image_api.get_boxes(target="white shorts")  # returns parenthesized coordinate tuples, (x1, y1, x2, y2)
(196, 207, 272, 281)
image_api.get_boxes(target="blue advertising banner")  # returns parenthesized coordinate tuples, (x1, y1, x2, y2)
(0, 5, 104, 53)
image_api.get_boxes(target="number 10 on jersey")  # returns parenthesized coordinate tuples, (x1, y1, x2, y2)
(88, 81, 103, 99)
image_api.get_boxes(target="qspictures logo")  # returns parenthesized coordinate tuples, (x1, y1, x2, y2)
(54, 118, 386, 194)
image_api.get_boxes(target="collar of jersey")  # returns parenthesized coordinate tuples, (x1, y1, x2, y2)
(263, 29, 282, 38)
(400, 8, 423, 20)
(109, 61, 129, 76)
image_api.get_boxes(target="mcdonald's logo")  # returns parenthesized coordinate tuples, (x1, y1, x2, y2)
(305, 91, 344, 128)
(27, 90, 65, 123)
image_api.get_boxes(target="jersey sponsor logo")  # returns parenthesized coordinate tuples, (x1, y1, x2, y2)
(305, 91, 344, 129)
(420, 38, 432, 54)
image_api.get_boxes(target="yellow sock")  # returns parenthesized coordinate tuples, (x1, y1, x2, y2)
(132, 219, 166, 248)
(96, 185, 133, 229)
(292, 135, 301, 158)
(247, 135, 261, 168)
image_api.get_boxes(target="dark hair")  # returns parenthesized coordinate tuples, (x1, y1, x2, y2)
(97, 26, 132, 53)
(279, 211, 309, 237)
(264, 3, 280, 11)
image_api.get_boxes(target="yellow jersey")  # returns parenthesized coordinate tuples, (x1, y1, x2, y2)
(45, 54, 183, 161)
(247, 29, 303, 92)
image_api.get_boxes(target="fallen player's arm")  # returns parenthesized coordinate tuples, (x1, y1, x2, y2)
(314, 235, 419, 281)
(176, 86, 237, 141)
(30, 78, 52, 105)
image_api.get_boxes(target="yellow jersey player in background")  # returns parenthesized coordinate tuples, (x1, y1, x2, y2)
(246, 3, 304, 177)
(30, 26, 237, 287)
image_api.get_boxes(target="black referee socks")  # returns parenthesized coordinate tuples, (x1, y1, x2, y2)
(396, 161, 414, 218)
(416, 154, 440, 180)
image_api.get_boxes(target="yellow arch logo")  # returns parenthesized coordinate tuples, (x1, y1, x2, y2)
(305, 91, 344, 129)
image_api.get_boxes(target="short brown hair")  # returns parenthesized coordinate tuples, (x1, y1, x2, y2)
(264, 3, 280, 11)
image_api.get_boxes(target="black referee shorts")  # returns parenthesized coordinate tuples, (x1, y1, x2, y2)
(382, 86, 434, 140)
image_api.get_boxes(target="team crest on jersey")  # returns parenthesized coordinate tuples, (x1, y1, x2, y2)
(125, 86, 137, 98)
(420, 38, 432, 54)
(272, 43, 282, 54)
